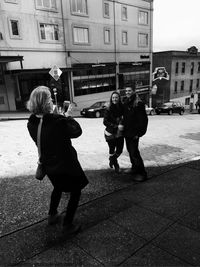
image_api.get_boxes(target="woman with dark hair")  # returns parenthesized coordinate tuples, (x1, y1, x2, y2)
(103, 91, 124, 173)
(27, 86, 88, 235)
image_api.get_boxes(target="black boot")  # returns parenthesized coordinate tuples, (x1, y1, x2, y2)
(109, 155, 115, 168)
(113, 155, 120, 173)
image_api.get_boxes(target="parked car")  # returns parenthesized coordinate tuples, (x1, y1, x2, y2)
(145, 105, 155, 115)
(80, 101, 109, 118)
(155, 102, 185, 115)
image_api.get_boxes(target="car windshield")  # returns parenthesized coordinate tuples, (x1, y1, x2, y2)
(90, 102, 105, 108)
(162, 103, 172, 107)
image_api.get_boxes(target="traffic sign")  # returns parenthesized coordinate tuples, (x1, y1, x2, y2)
(49, 65, 62, 81)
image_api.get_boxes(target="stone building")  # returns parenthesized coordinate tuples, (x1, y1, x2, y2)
(0, 0, 153, 111)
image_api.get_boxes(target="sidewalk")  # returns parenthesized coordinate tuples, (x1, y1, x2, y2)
(1, 159, 200, 266)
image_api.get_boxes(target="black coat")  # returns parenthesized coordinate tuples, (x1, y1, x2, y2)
(123, 97, 148, 138)
(103, 104, 123, 134)
(27, 114, 88, 192)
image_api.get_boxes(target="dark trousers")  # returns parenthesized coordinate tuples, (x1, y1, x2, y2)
(107, 136, 124, 156)
(48, 187, 81, 224)
(125, 137, 146, 175)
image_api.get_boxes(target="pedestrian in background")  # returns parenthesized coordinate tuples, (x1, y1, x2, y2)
(27, 86, 88, 235)
(123, 87, 148, 182)
(103, 91, 124, 173)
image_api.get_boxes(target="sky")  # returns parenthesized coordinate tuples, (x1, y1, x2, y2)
(153, 0, 200, 52)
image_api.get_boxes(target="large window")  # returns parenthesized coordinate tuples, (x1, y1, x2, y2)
(35, 0, 57, 10)
(175, 62, 179, 74)
(121, 5, 128, 20)
(39, 23, 59, 41)
(138, 33, 148, 47)
(103, 1, 110, 18)
(174, 81, 178, 93)
(198, 62, 200, 72)
(181, 81, 184, 91)
(191, 62, 194, 75)
(189, 80, 193, 92)
(181, 62, 185, 74)
(122, 31, 128, 45)
(71, 0, 88, 16)
(8, 18, 21, 39)
(197, 79, 199, 89)
(138, 11, 148, 25)
(73, 26, 89, 44)
(104, 28, 111, 44)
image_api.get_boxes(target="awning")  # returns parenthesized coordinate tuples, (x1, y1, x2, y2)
(0, 56, 23, 68)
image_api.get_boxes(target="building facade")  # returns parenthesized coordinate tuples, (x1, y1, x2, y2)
(153, 46, 200, 109)
(0, 0, 153, 111)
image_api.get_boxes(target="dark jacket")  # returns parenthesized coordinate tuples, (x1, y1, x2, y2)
(27, 113, 88, 192)
(123, 96, 148, 138)
(103, 104, 123, 135)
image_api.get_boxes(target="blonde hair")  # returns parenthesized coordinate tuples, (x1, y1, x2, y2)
(27, 86, 52, 114)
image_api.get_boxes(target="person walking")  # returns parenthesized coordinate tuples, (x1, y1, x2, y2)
(123, 87, 148, 182)
(103, 91, 124, 173)
(27, 86, 88, 235)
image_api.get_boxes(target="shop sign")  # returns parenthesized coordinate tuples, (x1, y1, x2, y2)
(153, 67, 169, 81)
(49, 65, 62, 81)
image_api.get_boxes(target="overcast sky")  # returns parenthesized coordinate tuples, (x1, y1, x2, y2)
(153, 0, 200, 52)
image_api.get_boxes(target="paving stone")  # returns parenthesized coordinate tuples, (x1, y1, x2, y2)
(152, 223, 200, 266)
(110, 204, 172, 241)
(120, 244, 191, 266)
(73, 219, 146, 266)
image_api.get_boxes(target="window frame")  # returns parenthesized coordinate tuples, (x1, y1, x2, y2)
(181, 80, 184, 91)
(8, 17, 22, 39)
(38, 22, 60, 43)
(104, 27, 111, 44)
(35, 0, 57, 12)
(138, 32, 148, 47)
(103, 1, 110, 18)
(189, 79, 193, 92)
(138, 10, 148, 25)
(4, 0, 18, 3)
(122, 30, 128, 45)
(174, 81, 178, 93)
(181, 62, 185, 74)
(72, 25, 90, 45)
(70, 0, 88, 17)
(190, 62, 194, 75)
(121, 5, 128, 21)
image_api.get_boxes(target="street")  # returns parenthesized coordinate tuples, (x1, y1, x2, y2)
(1, 114, 200, 179)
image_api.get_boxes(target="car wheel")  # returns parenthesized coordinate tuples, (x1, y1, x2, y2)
(150, 110, 155, 115)
(168, 109, 173, 115)
(95, 111, 101, 118)
(179, 110, 184, 115)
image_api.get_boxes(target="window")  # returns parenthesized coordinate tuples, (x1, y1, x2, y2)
(185, 97, 190, 105)
(191, 62, 194, 75)
(197, 79, 199, 89)
(122, 5, 127, 20)
(4, 0, 18, 3)
(103, 1, 110, 18)
(181, 62, 185, 74)
(198, 62, 200, 72)
(73, 26, 89, 44)
(138, 33, 148, 47)
(104, 28, 110, 44)
(8, 18, 21, 39)
(122, 31, 128, 45)
(181, 81, 184, 91)
(189, 79, 193, 92)
(71, 0, 88, 16)
(174, 81, 178, 93)
(138, 11, 148, 25)
(35, 0, 57, 10)
(39, 23, 59, 41)
(175, 62, 179, 74)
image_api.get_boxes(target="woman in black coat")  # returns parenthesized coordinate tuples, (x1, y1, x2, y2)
(103, 91, 124, 172)
(27, 86, 88, 234)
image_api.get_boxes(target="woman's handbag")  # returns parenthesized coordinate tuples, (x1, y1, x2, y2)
(35, 117, 46, 180)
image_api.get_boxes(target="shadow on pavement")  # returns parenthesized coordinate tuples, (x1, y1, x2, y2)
(0, 159, 200, 266)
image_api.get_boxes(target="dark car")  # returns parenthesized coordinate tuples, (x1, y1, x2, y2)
(155, 102, 185, 115)
(80, 101, 109, 118)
